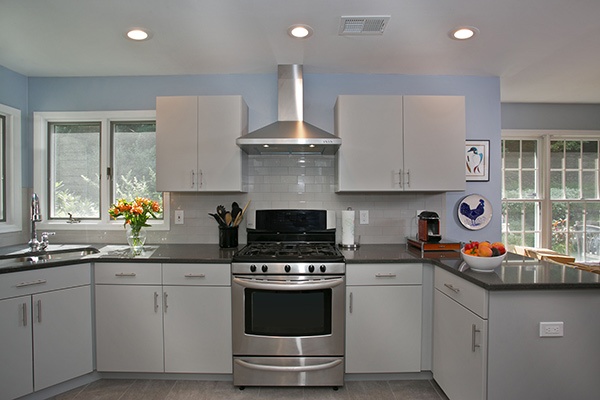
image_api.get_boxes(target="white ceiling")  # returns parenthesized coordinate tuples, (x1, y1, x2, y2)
(1, 0, 599, 103)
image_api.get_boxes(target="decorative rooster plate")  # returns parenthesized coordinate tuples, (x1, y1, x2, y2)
(458, 194, 492, 230)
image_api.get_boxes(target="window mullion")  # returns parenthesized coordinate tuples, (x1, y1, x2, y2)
(100, 118, 111, 224)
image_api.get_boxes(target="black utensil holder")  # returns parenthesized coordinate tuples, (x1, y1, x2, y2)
(219, 226, 238, 248)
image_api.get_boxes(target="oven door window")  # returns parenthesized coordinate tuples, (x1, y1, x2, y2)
(245, 288, 332, 336)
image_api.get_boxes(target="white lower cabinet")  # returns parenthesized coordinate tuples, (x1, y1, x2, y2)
(95, 284, 164, 372)
(0, 264, 93, 400)
(432, 268, 488, 400)
(345, 263, 423, 373)
(95, 262, 232, 374)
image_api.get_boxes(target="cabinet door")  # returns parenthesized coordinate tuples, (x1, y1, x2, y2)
(403, 96, 466, 191)
(346, 285, 422, 373)
(433, 289, 487, 400)
(33, 285, 93, 391)
(335, 95, 404, 191)
(95, 285, 164, 372)
(163, 286, 232, 373)
(156, 96, 199, 191)
(0, 297, 33, 400)
(197, 96, 247, 192)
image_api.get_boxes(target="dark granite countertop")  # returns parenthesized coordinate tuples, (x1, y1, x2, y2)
(1, 243, 599, 291)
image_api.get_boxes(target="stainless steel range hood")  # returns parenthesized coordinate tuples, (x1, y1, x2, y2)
(236, 65, 341, 155)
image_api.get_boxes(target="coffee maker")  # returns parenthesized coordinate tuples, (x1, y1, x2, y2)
(418, 211, 441, 243)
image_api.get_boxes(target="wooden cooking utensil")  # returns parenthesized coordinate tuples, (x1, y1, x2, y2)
(233, 200, 251, 227)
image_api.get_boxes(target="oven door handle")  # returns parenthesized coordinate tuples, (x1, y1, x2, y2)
(234, 358, 342, 372)
(232, 276, 344, 291)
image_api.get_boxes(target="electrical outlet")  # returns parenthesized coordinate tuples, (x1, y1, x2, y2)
(359, 210, 369, 224)
(539, 321, 564, 337)
(175, 210, 184, 225)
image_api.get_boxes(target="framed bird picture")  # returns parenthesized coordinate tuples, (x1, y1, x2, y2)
(465, 140, 490, 182)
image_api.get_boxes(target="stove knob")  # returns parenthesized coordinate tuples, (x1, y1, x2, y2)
(320, 265, 327, 273)
(250, 264, 257, 273)
(285, 265, 291, 273)
(308, 264, 315, 273)
(262, 264, 268, 273)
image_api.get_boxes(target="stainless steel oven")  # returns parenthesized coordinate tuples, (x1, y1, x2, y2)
(231, 209, 345, 388)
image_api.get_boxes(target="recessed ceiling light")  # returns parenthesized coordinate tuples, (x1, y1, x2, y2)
(126, 28, 151, 41)
(449, 26, 479, 40)
(288, 24, 314, 39)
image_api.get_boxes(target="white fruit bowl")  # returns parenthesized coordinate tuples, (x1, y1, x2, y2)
(461, 249, 506, 272)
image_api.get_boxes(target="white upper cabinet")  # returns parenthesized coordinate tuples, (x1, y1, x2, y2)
(335, 95, 466, 192)
(156, 95, 248, 192)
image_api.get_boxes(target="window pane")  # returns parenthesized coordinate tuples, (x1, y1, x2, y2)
(564, 140, 581, 169)
(524, 202, 537, 231)
(521, 170, 536, 198)
(582, 171, 597, 199)
(0, 115, 5, 221)
(565, 171, 580, 199)
(504, 140, 520, 169)
(504, 171, 520, 198)
(49, 123, 100, 218)
(551, 202, 568, 254)
(550, 141, 564, 169)
(582, 141, 598, 169)
(550, 171, 564, 199)
(521, 140, 537, 169)
(507, 203, 523, 231)
(112, 122, 162, 210)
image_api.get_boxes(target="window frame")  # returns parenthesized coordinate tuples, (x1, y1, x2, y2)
(0, 103, 22, 234)
(33, 110, 170, 231)
(502, 129, 600, 256)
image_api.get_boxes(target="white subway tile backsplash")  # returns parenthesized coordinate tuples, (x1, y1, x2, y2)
(51, 154, 448, 245)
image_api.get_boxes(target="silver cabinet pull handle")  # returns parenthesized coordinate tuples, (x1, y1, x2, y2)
(398, 169, 403, 187)
(191, 170, 195, 188)
(115, 272, 136, 277)
(198, 169, 203, 188)
(444, 283, 460, 293)
(22, 303, 28, 327)
(349, 292, 353, 314)
(15, 279, 47, 288)
(375, 273, 397, 278)
(472, 324, 481, 352)
(37, 299, 42, 323)
(184, 273, 206, 278)
(163, 292, 168, 313)
(406, 169, 411, 187)
(154, 292, 159, 312)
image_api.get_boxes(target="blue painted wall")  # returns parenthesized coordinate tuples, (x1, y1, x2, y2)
(23, 71, 502, 243)
(0, 65, 28, 183)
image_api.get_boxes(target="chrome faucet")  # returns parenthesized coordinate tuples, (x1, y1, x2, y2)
(28, 193, 54, 252)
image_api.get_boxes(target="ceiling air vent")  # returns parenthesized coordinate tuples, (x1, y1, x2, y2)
(339, 16, 390, 35)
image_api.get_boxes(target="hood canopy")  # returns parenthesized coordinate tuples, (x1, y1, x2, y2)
(236, 65, 341, 155)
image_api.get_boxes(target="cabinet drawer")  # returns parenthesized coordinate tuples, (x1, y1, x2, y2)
(94, 262, 161, 285)
(0, 264, 91, 299)
(163, 263, 230, 286)
(347, 263, 422, 286)
(434, 268, 488, 319)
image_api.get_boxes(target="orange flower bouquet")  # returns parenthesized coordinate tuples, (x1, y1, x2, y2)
(109, 197, 162, 252)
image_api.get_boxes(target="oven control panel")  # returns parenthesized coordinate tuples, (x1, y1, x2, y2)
(232, 262, 345, 275)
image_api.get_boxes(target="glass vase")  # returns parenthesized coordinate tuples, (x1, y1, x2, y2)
(126, 225, 147, 255)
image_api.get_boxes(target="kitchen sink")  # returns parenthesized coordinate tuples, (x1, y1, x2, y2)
(0, 246, 100, 264)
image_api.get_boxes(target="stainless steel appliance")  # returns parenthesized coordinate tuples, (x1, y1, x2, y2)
(231, 209, 345, 388)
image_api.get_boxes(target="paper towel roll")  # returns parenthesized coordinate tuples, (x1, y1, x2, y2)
(341, 210, 355, 246)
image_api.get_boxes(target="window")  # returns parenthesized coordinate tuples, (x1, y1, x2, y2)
(34, 111, 169, 231)
(0, 103, 22, 234)
(502, 131, 600, 262)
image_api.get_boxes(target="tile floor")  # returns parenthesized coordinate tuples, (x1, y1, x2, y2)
(52, 379, 450, 400)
